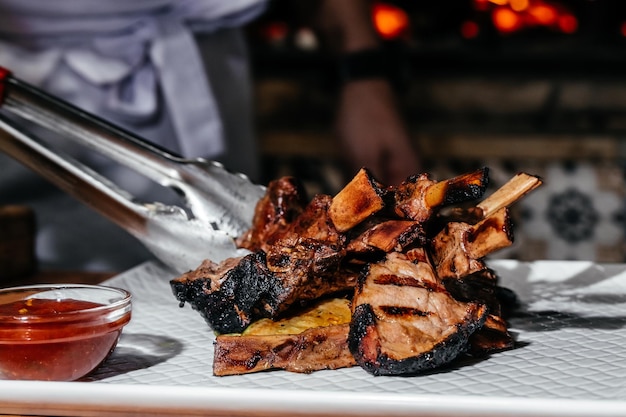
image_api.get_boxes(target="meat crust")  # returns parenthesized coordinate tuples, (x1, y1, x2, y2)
(170, 168, 541, 376)
(348, 253, 488, 376)
(392, 168, 489, 222)
(346, 219, 424, 254)
(171, 252, 287, 334)
(171, 248, 358, 334)
(236, 176, 308, 252)
(430, 207, 514, 280)
(214, 324, 355, 375)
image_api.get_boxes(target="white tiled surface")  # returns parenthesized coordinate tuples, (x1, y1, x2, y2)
(93, 260, 626, 397)
(3, 259, 626, 416)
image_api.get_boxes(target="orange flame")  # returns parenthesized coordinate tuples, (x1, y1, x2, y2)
(493, 7, 523, 33)
(479, 0, 577, 35)
(372, 2, 410, 40)
(528, 3, 558, 25)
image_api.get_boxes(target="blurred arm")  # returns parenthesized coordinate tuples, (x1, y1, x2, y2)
(311, 0, 423, 185)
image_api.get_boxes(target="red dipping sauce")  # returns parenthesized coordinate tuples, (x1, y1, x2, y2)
(0, 284, 131, 381)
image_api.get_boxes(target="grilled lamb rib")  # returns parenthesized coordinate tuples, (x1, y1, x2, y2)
(172, 194, 355, 334)
(170, 168, 542, 375)
(171, 242, 359, 334)
(427, 172, 542, 355)
(214, 323, 355, 375)
(349, 252, 488, 376)
(171, 252, 278, 334)
(213, 298, 355, 375)
(430, 207, 514, 280)
(392, 168, 489, 223)
(346, 219, 424, 256)
(236, 176, 308, 252)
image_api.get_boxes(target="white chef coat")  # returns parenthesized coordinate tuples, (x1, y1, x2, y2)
(0, 0, 267, 271)
(0, 0, 266, 161)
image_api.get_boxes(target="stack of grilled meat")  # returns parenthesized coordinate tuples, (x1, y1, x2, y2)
(171, 167, 541, 376)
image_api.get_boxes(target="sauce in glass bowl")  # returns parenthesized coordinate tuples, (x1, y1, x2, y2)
(0, 284, 131, 381)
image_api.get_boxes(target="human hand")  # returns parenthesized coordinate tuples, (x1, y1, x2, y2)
(334, 78, 422, 186)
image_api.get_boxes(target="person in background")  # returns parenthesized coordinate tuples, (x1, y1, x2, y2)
(310, 0, 421, 186)
(0, 0, 420, 271)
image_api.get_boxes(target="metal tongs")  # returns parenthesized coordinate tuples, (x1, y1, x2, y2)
(0, 67, 266, 273)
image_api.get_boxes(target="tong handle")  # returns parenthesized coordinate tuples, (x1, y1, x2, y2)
(0, 67, 187, 188)
(0, 113, 243, 272)
(0, 66, 264, 239)
(0, 67, 261, 271)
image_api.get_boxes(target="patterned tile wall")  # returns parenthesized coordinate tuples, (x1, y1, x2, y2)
(485, 160, 626, 263)
(262, 156, 626, 263)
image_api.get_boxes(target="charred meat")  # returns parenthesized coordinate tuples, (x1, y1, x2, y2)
(170, 167, 542, 376)
(236, 176, 308, 252)
(214, 324, 354, 376)
(171, 244, 358, 334)
(214, 298, 355, 375)
(392, 168, 489, 223)
(348, 252, 488, 376)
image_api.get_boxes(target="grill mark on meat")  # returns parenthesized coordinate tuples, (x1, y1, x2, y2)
(213, 324, 355, 375)
(246, 353, 263, 370)
(379, 306, 432, 317)
(373, 273, 431, 290)
(349, 253, 488, 376)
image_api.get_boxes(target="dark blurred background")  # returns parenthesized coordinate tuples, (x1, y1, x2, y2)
(246, 0, 626, 262)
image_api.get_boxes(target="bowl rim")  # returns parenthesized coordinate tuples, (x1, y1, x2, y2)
(0, 283, 132, 321)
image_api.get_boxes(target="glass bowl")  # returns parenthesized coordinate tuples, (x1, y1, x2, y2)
(0, 283, 132, 381)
